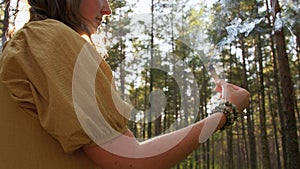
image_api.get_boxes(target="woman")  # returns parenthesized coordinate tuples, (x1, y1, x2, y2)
(0, 0, 250, 168)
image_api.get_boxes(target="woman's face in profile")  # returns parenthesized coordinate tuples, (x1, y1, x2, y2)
(80, 0, 112, 33)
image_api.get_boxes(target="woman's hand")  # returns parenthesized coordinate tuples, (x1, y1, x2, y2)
(215, 82, 250, 112)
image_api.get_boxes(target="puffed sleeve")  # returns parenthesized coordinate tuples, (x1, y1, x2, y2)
(0, 19, 130, 153)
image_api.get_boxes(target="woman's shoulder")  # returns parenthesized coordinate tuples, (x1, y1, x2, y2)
(19, 19, 83, 42)
(3, 19, 87, 57)
(1, 19, 88, 67)
(25, 19, 73, 31)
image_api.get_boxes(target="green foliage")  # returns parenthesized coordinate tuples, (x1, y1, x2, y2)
(106, 1, 300, 168)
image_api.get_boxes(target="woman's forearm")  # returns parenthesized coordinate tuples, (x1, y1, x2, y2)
(83, 113, 226, 169)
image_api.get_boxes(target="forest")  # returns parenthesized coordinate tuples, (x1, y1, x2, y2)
(0, 0, 299, 169)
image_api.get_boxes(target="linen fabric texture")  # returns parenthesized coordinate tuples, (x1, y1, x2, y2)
(0, 19, 130, 154)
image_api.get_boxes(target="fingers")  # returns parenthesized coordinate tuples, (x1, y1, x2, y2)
(228, 89, 250, 112)
(215, 82, 250, 96)
(226, 83, 242, 90)
(214, 82, 251, 112)
(214, 82, 222, 93)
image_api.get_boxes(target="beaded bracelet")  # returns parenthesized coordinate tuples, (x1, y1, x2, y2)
(211, 101, 238, 130)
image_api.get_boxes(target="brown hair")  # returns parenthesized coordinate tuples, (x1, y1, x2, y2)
(27, 0, 91, 36)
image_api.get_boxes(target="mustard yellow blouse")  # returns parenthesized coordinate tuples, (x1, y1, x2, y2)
(0, 19, 130, 153)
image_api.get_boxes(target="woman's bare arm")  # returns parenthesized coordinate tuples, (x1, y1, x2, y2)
(83, 83, 249, 169)
(83, 113, 226, 169)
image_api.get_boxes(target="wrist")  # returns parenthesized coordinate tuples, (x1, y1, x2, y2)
(211, 101, 238, 130)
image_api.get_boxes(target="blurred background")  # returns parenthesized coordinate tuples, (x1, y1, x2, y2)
(0, 0, 299, 169)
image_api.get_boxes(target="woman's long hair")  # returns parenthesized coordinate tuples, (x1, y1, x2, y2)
(27, 0, 109, 57)
(27, 0, 92, 36)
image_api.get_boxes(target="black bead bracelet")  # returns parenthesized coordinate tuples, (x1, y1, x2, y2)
(211, 101, 238, 130)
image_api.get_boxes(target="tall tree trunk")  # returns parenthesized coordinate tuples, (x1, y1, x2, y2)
(268, 90, 282, 169)
(132, 88, 139, 137)
(264, 0, 287, 167)
(253, 2, 272, 168)
(211, 135, 215, 169)
(143, 75, 148, 140)
(226, 46, 234, 169)
(294, 10, 300, 59)
(148, 0, 155, 138)
(271, 1, 300, 168)
(295, 3, 300, 122)
(256, 33, 271, 169)
(235, 125, 243, 169)
(203, 67, 209, 169)
(226, 129, 233, 169)
(1, 0, 10, 46)
(199, 67, 208, 169)
(235, 36, 248, 169)
(240, 118, 248, 169)
(240, 37, 258, 169)
(119, 40, 125, 98)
